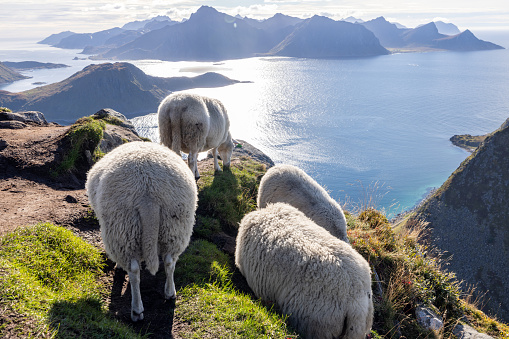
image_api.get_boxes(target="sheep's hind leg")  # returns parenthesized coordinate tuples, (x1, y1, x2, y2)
(163, 253, 177, 299)
(212, 148, 222, 172)
(128, 259, 144, 321)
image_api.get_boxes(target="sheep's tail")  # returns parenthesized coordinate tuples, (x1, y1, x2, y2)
(139, 197, 160, 275)
(170, 107, 183, 155)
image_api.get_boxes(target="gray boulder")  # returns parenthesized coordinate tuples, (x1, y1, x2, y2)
(92, 108, 139, 136)
(0, 111, 48, 125)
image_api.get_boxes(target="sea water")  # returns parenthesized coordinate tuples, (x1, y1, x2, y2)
(2, 37, 509, 215)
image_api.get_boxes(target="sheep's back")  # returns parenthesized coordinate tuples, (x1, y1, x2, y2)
(236, 202, 371, 338)
(86, 141, 197, 267)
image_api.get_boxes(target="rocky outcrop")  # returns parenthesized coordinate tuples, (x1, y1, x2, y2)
(415, 119, 509, 322)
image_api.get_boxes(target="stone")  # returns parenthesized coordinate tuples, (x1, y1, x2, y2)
(415, 305, 443, 331)
(0, 111, 48, 124)
(92, 108, 139, 136)
(453, 323, 493, 339)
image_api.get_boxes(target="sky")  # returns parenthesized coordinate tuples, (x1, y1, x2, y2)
(1, 0, 509, 41)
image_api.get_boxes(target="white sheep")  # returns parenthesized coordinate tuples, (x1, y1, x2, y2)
(235, 202, 373, 339)
(158, 93, 234, 180)
(86, 141, 197, 322)
(257, 164, 349, 243)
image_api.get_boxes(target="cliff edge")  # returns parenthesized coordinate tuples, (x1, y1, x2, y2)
(415, 119, 509, 323)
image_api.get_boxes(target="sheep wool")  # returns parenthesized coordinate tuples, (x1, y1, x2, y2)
(86, 141, 197, 321)
(258, 164, 349, 243)
(158, 92, 234, 180)
(236, 203, 373, 339)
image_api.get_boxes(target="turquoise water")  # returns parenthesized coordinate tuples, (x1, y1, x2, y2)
(2, 39, 509, 215)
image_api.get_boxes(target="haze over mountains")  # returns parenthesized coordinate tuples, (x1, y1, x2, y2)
(38, 6, 503, 62)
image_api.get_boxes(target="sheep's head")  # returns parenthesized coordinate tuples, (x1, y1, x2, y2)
(218, 133, 234, 169)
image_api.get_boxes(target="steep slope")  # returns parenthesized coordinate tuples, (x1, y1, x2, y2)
(434, 30, 504, 51)
(0, 62, 29, 84)
(415, 120, 509, 323)
(434, 21, 461, 35)
(402, 22, 446, 47)
(0, 62, 240, 121)
(99, 6, 272, 61)
(361, 16, 409, 48)
(269, 15, 389, 58)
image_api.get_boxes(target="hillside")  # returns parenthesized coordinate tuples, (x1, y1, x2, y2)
(1, 111, 508, 337)
(0, 62, 29, 84)
(0, 62, 240, 122)
(414, 120, 509, 323)
(269, 15, 389, 58)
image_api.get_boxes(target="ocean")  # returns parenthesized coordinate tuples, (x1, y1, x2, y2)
(2, 34, 509, 216)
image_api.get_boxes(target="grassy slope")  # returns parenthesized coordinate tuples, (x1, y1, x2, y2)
(0, 148, 508, 337)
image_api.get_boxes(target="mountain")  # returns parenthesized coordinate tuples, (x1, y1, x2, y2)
(414, 119, 509, 323)
(269, 15, 389, 58)
(242, 13, 303, 48)
(434, 21, 461, 35)
(401, 22, 445, 47)
(98, 6, 273, 61)
(361, 16, 408, 48)
(0, 62, 29, 84)
(342, 16, 364, 24)
(0, 62, 240, 121)
(55, 27, 126, 49)
(38, 31, 75, 45)
(434, 29, 504, 51)
(122, 15, 176, 30)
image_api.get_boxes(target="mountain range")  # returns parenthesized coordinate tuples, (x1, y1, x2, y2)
(39, 6, 502, 62)
(414, 118, 509, 323)
(0, 62, 241, 121)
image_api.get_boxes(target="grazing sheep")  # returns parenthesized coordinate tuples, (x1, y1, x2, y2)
(158, 93, 234, 180)
(257, 164, 349, 243)
(235, 203, 373, 339)
(86, 141, 197, 322)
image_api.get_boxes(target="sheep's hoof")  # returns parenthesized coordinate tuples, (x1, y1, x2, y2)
(194, 175, 200, 181)
(131, 310, 144, 322)
(165, 292, 177, 300)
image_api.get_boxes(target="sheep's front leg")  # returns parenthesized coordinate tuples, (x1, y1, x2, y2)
(212, 148, 222, 172)
(188, 152, 200, 180)
(163, 253, 177, 299)
(128, 259, 144, 322)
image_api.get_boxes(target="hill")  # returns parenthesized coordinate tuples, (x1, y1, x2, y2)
(434, 29, 504, 51)
(0, 62, 241, 121)
(268, 15, 389, 58)
(0, 62, 30, 84)
(2, 61, 69, 71)
(414, 119, 509, 323)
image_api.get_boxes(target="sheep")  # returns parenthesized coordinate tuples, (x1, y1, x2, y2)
(86, 141, 197, 322)
(235, 202, 373, 339)
(257, 164, 349, 243)
(158, 92, 234, 180)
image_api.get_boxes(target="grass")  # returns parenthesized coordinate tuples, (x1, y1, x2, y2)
(0, 223, 143, 338)
(0, 107, 12, 112)
(175, 263, 298, 339)
(53, 116, 106, 176)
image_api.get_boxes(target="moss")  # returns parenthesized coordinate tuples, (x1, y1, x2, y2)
(0, 107, 12, 112)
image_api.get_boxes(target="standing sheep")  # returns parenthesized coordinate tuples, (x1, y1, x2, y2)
(158, 93, 234, 180)
(86, 141, 197, 322)
(235, 203, 373, 339)
(258, 164, 349, 243)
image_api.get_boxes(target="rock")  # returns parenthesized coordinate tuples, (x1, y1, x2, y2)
(92, 108, 139, 136)
(65, 195, 78, 203)
(99, 124, 143, 154)
(232, 139, 275, 168)
(0, 111, 48, 125)
(453, 324, 493, 339)
(415, 305, 443, 331)
(0, 121, 27, 129)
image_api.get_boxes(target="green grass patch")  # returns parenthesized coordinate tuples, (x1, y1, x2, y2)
(53, 116, 106, 176)
(175, 262, 299, 339)
(174, 239, 231, 288)
(0, 107, 12, 112)
(197, 157, 265, 232)
(0, 223, 142, 338)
